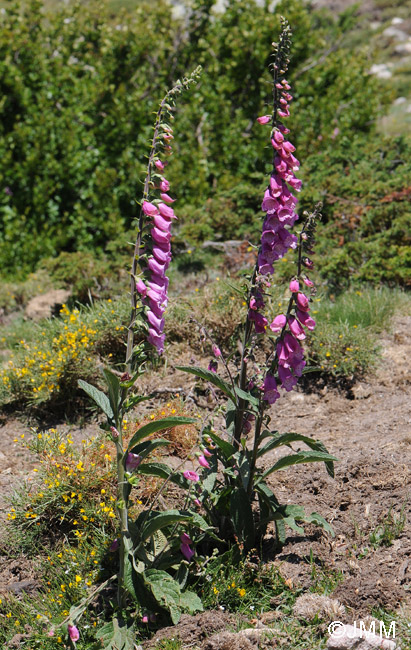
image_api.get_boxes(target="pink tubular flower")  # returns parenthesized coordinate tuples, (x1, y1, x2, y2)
(270, 313, 287, 333)
(288, 315, 306, 340)
(248, 309, 268, 333)
(212, 344, 222, 358)
(142, 200, 158, 216)
(198, 455, 210, 469)
(155, 159, 165, 170)
(202, 447, 212, 457)
(183, 470, 200, 482)
(262, 373, 280, 404)
(142, 615, 149, 624)
(160, 192, 175, 204)
(289, 279, 299, 292)
(296, 292, 310, 312)
(193, 498, 201, 507)
(68, 625, 80, 642)
(257, 115, 271, 124)
(296, 309, 316, 330)
(158, 203, 175, 219)
(303, 276, 314, 287)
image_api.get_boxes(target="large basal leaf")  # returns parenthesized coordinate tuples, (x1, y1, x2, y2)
(127, 416, 196, 451)
(144, 569, 182, 624)
(176, 365, 236, 403)
(78, 379, 113, 420)
(261, 450, 338, 479)
(229, 487, 255, 549)
(179, 590, 204, 615)
(304, 511, 335, 536)
(96, 617, 137, 650)
(257, 431, 336, 477)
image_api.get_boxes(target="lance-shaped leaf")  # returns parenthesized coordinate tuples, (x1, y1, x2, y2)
(144, 569, 182, 624)
(176, 365, 236, 403)
(103, 368, 121, 421)
(129, 438, 170, 461)
(234, 386, 260, 410)
(261, 450, 338, 479)
(127, 416, 196, 451)
(78, 380, 113, 420)
(137, 462, 187, 488)
(139, 511, 192, 543)
(208, 431, 236, 460)
(257, 431, 336, 477)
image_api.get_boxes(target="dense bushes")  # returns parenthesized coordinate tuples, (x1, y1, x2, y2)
(0, 0, 408, 286)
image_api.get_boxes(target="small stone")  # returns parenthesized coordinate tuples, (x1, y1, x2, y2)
(393, 96, 407, 105)
(391, 17, 404, 25)
(382, 26, 408, 41)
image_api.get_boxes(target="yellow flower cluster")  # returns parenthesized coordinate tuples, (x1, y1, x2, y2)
(1, 305, 97, 400)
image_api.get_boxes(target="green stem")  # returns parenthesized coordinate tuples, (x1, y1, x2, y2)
(247, 408, 263, 499)
(116, 431, 128, 611)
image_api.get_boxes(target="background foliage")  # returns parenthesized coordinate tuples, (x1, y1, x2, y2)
(0, 0, 408, 286)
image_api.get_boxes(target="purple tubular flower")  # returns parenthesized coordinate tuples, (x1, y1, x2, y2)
(198, 455, 210, 469)
(296, 292, 310, 312)
(278, 365, 298, 392)
(180, 532, 192, 545)
(262, 373, 280, 404)
(248, 309, 268, 333)
(180, 543, 195, 561)
(208, 359, 218, 372)
(136, 279, 147, 297)
(110, 538, 119, 552)
(125, 452, 142, 471)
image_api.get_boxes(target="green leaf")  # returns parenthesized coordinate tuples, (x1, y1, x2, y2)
(144, 569, 181, 623)
(225, 398, 236, 438)
(234, 386, 259, 409)
(176, 365, 236, 403)
(78, 380, 113, 420)
(304, 511, 335, 536)
(261, 451, 338, 479)
(140, 511, 191, 543)
(275, 520, 286, 546)
(124, 395, 151, 411)
(96, 617, 136, 650)
(127, 416, 197, 451)
(179, 590, 204, 615)
(208, 431, 236, 460)
(229, 487, 255, 549)
(257, 432, 336, 478)
(137, 462, 187, 488)
(129, 438, 170, 460)
(103, 368, 121, 421)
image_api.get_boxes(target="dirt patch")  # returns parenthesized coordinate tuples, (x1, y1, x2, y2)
(144, 611, 242, 649)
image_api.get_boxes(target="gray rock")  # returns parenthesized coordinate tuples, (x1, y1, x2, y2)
(327, 623, 396, 650)
(382, 27, 408, 41)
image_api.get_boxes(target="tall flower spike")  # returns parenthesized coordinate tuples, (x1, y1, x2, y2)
(126, 67, 201, 368)
(251, 20, 322, 401)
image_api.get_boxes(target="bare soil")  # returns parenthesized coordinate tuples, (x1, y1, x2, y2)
(0, 316, 410, 641)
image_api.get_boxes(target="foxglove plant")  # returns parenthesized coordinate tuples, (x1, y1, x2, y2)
(76, 68, 217, 645)
(177, 19, 337, 550)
